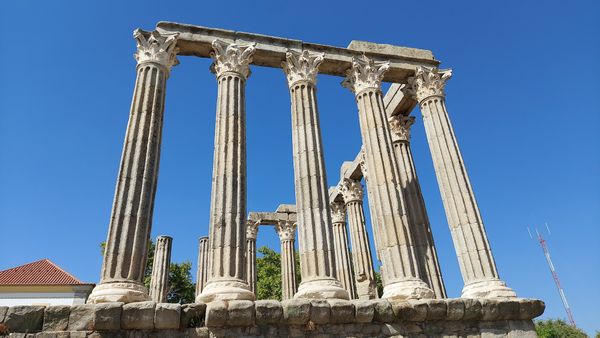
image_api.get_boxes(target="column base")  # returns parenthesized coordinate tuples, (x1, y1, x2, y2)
(294, 278, 349, 300)
(381, 278, 434, 300)
(87, 281, 149, 304)
(462, 278, 517, 298)
(196, 279, 255, 303)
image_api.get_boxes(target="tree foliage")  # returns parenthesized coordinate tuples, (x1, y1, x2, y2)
(535, 319, 588, 338)
(255, 246, 301, 301)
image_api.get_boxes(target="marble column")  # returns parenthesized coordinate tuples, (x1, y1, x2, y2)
(282, 50, 348, 299)
(246, 221, 259, 294)
(342, 55, 433, 300)
(88, 29, 179, 304)
(197, 40, 256, 302)
(388, 114, 447, 299)
(149, 236, 172, 303)
(405, 66, 516, 298)
(195, 236, 209, 296)
(340, 178, 378, 299)
(276, 220, 298, 300)
(330, 201, 357, 299)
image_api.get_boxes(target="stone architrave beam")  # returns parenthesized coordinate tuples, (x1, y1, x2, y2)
(155, 22, 439, 84)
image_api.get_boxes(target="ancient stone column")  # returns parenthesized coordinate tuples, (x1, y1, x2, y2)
(275, 220, 298, 300)
(246, 221, 259, 294)
(330, 201, 357, 299)
(195, 236, 209, 296)
(388, 115, 447, 299)
(197, 40, 256, 302)
(149, 236, 172, 303)
(342, 55, 433, 300)
(282, 50, 348, 299)
(405, 67, 516, 298)
(340, 178, 378, 300)
(88, 29, 179, 304)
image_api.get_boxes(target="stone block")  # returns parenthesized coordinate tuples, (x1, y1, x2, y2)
(446, 299, 465, 321)
(94, 302, 122, 331)
(186, 327, 210, 338)
(35, 333, 70, 338)
(508, 320, 537, 337)
(309, 300, 330, 324)
(480, 299, 501, 321)
(42, 305, 70, 331)
(372, 299, 394, 323)
(327, 299, 354, 324)
(498, 299, 519, 320)
(0, 306, 7, 322)
(154, 303, 181, 329)
(282, 299, 310, 325)
(462, 298, 482, 320)
(425, 299, 447, 320)
(227, 300, 254, 326)
(121, 301, 155, 330)
(531, 299, 545, 318)
(255, 300, 282, 324)
(4, 306, 45, 333)
(68, 332, 87, 338)
(394, 301, 426, 322)
(68, 304, 95, 331)
(352, 300, 374, 323)
(205, 301, 227, 327)
(180, 303, 206, 328)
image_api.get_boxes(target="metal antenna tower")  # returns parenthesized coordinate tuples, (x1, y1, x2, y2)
(528, 224, 576, 326)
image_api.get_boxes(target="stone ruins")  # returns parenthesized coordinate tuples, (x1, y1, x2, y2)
(0, 22, 544, 337)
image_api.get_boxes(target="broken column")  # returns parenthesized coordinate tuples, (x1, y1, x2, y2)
(405, 66, 516, 298)
(388, 114, 446, 298)
(275, 220, 298, 300)
(343, 55, 433, 300)
(282, 49, 348, 299)
(340, 178, 378, 299)
(197, 40, 256, 302)
(149, 236, 172, 303)
(88, 29, 179, 303)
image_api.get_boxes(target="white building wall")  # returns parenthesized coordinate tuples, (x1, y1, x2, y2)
(0, 292, 89, 306)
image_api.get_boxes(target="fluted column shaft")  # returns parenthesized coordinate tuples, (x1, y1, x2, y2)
(198, 40, 256, 302)
(406, 67, 516, 298)
(343, 56, 433, 300)
(88, 30, 179, 304)
(330, 202, 357, 299)
(195, 236, 209, 296)
(389, 115, 446, 299)
(149, 236, 172, 303)
(283, 50, 348, 299)
(276, 221, 298, 300)
(341, 179, 378, 299)
(246, 221, 259, 294)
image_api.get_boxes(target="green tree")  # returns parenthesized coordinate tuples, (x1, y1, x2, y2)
(100, 240, 195, 303)
(374, 271, 383, 298)
(255, 246, 301, 300)
(535, 319, 588, 338)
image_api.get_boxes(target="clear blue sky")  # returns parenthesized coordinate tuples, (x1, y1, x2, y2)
(1, 0, 598, 334)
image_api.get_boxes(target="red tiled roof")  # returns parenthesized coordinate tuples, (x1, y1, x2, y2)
(0, 259, 93, 286)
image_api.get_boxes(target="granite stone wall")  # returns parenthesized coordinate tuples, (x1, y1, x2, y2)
(0, 298, 544, 337)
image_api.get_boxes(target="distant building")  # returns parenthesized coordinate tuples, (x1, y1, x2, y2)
(0, 259, 94, 306)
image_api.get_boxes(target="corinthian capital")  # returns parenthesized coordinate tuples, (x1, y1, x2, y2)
(275, 221, 297, 241)
(340, 178, 363, 203)
(342, 55, 390, 94)
(133, 29, 179, 70)
(388, 115, 415, 143)
(282, 50, 325, 87)
(246, 220, 259, 240)
(404, 66, 452, 102)
(330, 201, 347, 224)
(210, 40, 256, 78)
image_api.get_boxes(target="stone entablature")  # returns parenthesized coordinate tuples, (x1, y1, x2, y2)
(0, 298, 543, 337)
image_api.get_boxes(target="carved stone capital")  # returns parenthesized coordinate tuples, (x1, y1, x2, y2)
(246, 220, 259, 240)
(282, 49, 325, 87)
(330, 201, 347, 224)
(133, 29, 179, 70)
(404, 66, 452, 102)
(342, 55, 390, 94)
(340, 178, 364, 203)
(210, 40, 256, 78)
(275, 221, 297, 241)
(388, 115, 415, 143)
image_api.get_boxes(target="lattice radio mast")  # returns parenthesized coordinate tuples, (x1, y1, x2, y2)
(528, 224, 576, 326)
